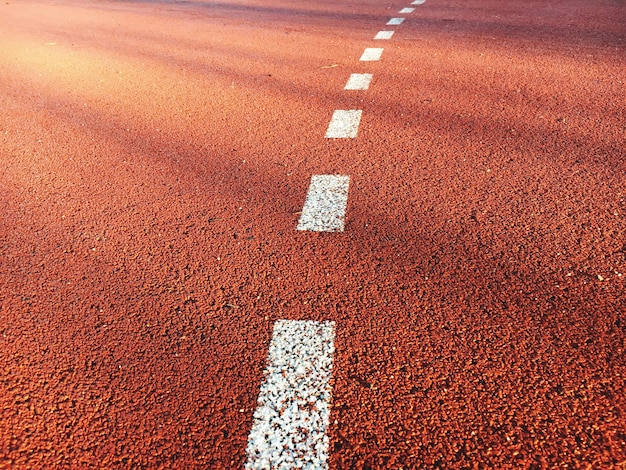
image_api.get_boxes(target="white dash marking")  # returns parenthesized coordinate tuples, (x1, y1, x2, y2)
(387, 17, 405, 25)
(344, 73, 373, 90)
(297, 175, 350, 232)
(411, 0, 426, 4)
(325, 110, 362, 139)
(245, 320, 336, 470)
(374, 30, 394, 40)
(399, 7, 415, 13)
(360, 47, 384, 61)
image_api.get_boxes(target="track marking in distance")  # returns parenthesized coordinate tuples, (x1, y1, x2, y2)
(411, 0, 426, 4)
(399, 7, 415, 13)
(245, 320, 337, 470)
(387, 17, 405, 25)
(374, 30, 394, 40)
(360, 47, 384, 61)
(325, 110, 362, 139)
(344, 73, 373, 90)
(296, 175, 350, 232)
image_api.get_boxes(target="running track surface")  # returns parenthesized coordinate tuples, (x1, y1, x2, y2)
(1, 0, 625, 467)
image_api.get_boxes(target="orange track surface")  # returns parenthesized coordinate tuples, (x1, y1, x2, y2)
(1, 0, 625, 467)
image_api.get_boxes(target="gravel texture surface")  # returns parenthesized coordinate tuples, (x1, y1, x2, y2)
(0, 0, 624, 467)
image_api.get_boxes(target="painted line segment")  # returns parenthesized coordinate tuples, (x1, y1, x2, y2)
(325, 110, 362, 139)
(411, 0, 426, 4)
(387, 17, 405, 25)
(399, 7, 415, 13)
(374, 30, 394, 40)
(360, 47, 384, 61)
(245, 320, 336, 470)
(297, 175, 350, 232)
(344, 73, 373, 90)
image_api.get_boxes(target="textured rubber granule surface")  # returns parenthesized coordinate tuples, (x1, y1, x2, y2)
(0, 0, 624, 468)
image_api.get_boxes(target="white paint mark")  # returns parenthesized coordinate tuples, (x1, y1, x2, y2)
(344, 73, 373, 90)
(325, 110, 362, 139)
(360, 47, 384, 61)
(411, 0, 426, 4)
(374, 30, 394, 40)
(399, 7, 415, 13)
(387, 17, 405, 25)
(297, 175, 350, 232)
(245, 320, 336, 470)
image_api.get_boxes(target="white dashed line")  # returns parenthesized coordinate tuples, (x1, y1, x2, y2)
(245, 320, 336, 470)
(360, 47, 384, 61)
(297, 175, 350, 232)
(411, 0, 426, 4)
(387, 17, 405, 25)
(399, 7, 415, 13)
(325, 110, 362, 139)
(344, 73, 373, 90)
(374, 30, 394, 40)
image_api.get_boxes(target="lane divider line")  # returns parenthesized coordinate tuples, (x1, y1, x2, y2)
(344, 73, 373, 90)
(360, 47, 384, 61)
(296, 175, 350, 232)
(249, 0, 429, 465)
(374, 30, 395, 40)
(245, 320, 337, 470)
(325, 109, 362, 139)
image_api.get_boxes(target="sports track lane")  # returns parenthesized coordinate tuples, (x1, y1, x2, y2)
(0, 0, 625, 468)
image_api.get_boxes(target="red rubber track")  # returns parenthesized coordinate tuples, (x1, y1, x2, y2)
(0, 0, 625, 467)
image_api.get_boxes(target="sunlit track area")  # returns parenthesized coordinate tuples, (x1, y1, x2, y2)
(1, 0, 625, 467)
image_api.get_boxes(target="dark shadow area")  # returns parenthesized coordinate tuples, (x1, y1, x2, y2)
(96, 0, 626, 48)
(91, 0, 391, 28)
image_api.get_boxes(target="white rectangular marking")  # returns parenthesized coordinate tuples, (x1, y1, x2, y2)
(387, 17, 405, 25)
(297, 175, 350, 232)
(374, 30, 394, 40)
(411, 0, 426, 4)
(344, 73, 373, 90)
(399, 7, 415, 13)
(245, 320, 336, 470)
(360, 47, 384, 61)
(325, 109, 362, 139)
